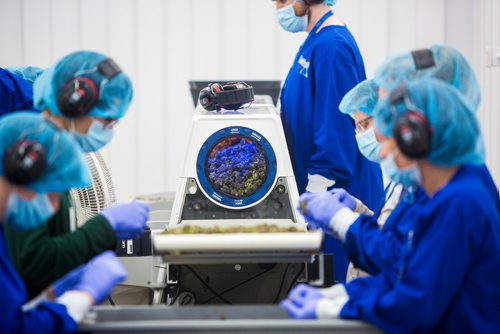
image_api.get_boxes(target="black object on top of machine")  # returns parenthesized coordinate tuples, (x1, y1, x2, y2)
(198, 82, 254, 112)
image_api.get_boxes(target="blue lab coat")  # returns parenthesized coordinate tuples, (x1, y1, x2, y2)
(345, 186, 428, 276)
(340, 165, 500, 333)
(345, 164, 499, 276)
(280, 24, 384, 282)
(0, 67, 35, 117)
(0, 228, 77, 334)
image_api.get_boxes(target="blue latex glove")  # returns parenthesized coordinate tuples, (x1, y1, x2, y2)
(329, 189, 357, 211)
(280, 284, 323, 319)
(49, 265, 86, 299)
(73, 251, 127, 304)
(101, 201, 150, 239)
(298, 192, 348, 231)
(288, 283, 323, 301)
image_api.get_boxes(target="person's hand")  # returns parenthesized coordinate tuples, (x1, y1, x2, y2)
(101, 201, 150, 239)
(288, 283, 323, 301)
(72, 251, 127, 304)
(46, 265, 86, 300)
(329, 189, 357, 211)
(297, 192, 348, 231)
(280, 284, 323, 319)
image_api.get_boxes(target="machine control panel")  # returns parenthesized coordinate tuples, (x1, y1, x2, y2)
(180, 178, 296, 221)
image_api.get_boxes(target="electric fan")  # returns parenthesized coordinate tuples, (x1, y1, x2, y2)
(69, 152, 116, 227)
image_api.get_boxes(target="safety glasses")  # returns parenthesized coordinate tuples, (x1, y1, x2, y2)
(355, 116, 373, 134)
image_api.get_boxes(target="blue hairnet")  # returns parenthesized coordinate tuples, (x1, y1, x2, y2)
(339, 79, 379, 118)
(33, 50, 133, 120)
(6, 66, 44, 84)
(374, 45, 481, 111)
(374, 79, 483, 167)
(0, 112, 92, 193)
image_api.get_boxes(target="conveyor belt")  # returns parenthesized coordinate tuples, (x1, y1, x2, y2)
(79, 305, 381, 333)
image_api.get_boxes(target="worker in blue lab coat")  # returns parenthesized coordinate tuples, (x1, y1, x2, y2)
(3, 51, 149, 301)
(0, 113, 127, 333)
(281, 79, 500, 333)
(273, 0, 384, 282)
(336, 78, 424, 281)
(373, 44, 499, 210)
(336, 45, 499, 281)
(0, 66, 39, 117)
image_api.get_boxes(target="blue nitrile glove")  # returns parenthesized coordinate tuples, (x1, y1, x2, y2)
(101, 201, 150, 239)
(72, 251, 127, 304)
(50, 265, 86, 299)
(298, 192, 348, 231)
(280, 284, 323, 319)
(288, 283, 323, 301)
(329, 189, 357, 211)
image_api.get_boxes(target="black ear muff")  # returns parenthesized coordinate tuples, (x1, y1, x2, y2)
(390, 84, 432, 159)
(3, 140, 47, 185)
(393, 112, 432, 159)
(198, 82, 254, 112)
(57, 77, 99, 118)
(198, 83, 223, 111)
(56, 58, 122, 118)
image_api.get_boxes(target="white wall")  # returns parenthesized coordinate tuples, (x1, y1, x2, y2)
(472, 0, 500, 191)
(0, 0, 497, 200)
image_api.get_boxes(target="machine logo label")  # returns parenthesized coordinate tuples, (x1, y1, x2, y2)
(251, 132, 262, 141)
(298, 55, 310, 78)
(212, 192, 222, 201)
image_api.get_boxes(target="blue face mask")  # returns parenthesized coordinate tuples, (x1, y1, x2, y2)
(4, 192, 55, 230)
(381, 152, 422, 186)
(72, 119, 114, 152)
(356, 127, 381, 163)
(276, 4, 308, 33)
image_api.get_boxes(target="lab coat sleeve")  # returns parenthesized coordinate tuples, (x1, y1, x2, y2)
(308, 49, 360, 183)
(0, 67, 34, 116)
(340, 203, 479, 333)
(14, 302, 78, 334)
(0, 230, 77, 334)
(7, 214, 116, 298)
(344, 214, 404, 276)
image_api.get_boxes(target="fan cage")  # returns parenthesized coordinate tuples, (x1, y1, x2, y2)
(69, 152, 116, 227)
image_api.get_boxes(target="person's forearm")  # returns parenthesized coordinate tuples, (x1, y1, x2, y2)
(19, 216, 116, 297)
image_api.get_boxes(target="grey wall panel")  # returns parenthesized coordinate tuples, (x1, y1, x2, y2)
(23, 0, 52, 66)
(473, 0, 500, 184)
(108, 0, 139, 199)
(0, 0, 24, 65)
(0, 0, 497, 199)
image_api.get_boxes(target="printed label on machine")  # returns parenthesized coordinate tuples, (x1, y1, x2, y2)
(127, 240, 133, 254)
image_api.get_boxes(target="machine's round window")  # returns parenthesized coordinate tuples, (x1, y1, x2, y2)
(205, 136, 268, 199)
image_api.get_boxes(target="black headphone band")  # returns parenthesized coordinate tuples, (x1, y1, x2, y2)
(199, 82, 254, 112)
(97, 58, 122, 80)
(215, 83, 254, 108)
(304, 0, 326, 5)
(389, 83, 409, 105)
(411, 49, 436, 70)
